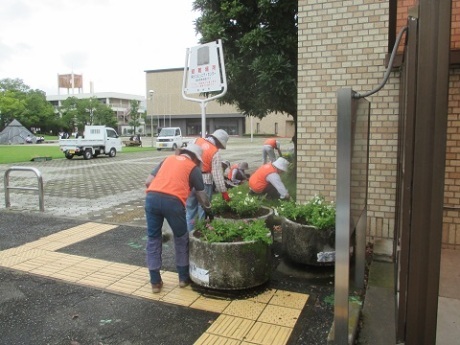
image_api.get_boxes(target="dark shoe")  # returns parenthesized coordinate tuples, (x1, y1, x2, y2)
(179, 279, 191, 288)
(151, 281, 163, 293)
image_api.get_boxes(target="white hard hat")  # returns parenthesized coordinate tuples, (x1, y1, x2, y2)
(180, 143, 203, 163)
(222, 160, 230, 169)
(210, 129, 229, 149)
(238, 162, 249, 170)
(272, 157, 289, 172)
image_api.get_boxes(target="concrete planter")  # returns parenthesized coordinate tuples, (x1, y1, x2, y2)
(281, 217, 335, 266)
(189, 206, 274, 290)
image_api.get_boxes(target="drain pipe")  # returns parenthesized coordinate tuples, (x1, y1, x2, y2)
(353, 25, 409, 99)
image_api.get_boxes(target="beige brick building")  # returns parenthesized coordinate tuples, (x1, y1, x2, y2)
(297, 0, 460, 250)
(145, 68, 294, 138)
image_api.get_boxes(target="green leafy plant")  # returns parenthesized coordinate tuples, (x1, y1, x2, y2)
(276, 194, 336, 230)
(212, 184, 264, 218)
(194, 218, 273, 245)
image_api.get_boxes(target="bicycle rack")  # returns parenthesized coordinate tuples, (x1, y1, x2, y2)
(4, 166, 45, 212)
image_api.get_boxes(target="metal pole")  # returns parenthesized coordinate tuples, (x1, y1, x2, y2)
(201, 101, 206, 138)
(151, 115, 154, 148)
(148, 90, 155, 147)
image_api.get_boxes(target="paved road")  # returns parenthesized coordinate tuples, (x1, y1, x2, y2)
(0, 136, 294, 226)
(0, 136, 337, 345)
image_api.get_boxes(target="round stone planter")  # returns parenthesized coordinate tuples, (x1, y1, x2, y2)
(189, 207, 274, 290)
(281, 217, 335, 266)
(215, 205, 274, 222)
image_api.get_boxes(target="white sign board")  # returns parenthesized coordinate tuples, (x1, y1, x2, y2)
(184, 41, 223, 94)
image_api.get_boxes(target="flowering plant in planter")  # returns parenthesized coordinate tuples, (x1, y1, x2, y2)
(189, 214, 273, 290)
(211, 184, 267, 219)
(276, 194, 336, 266)
(276, 194, 336, 230)
(193, 218, 273, 245)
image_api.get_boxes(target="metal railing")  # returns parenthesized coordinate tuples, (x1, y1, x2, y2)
(4, 166, 44, 212)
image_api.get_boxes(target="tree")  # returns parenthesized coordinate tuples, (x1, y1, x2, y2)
(0, 78, 55, 132)
(59, 97, 117, 133)
(193, 0, 298, 120)
(128, 99, 141, 134)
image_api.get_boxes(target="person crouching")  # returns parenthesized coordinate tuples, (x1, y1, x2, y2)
(249, 157, 290, 200)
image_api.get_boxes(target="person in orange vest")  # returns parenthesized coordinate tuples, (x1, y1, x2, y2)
(228, 162, 249, 185)
(144, 143, 213, 293)
(263, 138, 282, 164)
(186, 129, 230, 232)
(249, 157, 290, 200)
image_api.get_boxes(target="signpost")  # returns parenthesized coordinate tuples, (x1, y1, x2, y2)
(182, 39, 227, 137)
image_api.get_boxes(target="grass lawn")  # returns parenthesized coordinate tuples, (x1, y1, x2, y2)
(0, 145, 157, 164)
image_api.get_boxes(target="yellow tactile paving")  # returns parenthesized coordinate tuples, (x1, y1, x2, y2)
(206, 314, 256, 341)
(0, 222, 310, 345)
(223, 299, 267, 320)
(243, 321, 292, 345)
(257, 304, 302, 328)
(190, 295, 232, 313)
(269, 290, 310, 310)
(194, 333, 241, 344)
(161, 286, 201, 306)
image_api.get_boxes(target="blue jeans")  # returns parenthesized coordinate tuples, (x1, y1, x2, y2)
(262, 146, 276, 164)
(145, 192, 189, 283)
(185, 183, 213, 232)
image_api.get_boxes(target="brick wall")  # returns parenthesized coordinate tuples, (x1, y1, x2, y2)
(444, 69, 460, 249)
(298, 0, 460, 249)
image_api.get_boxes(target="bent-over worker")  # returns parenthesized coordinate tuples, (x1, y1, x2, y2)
(144, 143, 212, 293)
(262, 138, 282, 164)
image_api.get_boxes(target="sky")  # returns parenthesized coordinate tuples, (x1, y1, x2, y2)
(0, 0, 201, 97)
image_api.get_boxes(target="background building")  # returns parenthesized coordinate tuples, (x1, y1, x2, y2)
(145, 68, 294, 138)
(46, 92, 145, 136)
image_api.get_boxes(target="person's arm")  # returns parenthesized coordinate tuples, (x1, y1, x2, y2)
(189, 166, 211, 211)
(231, 168, 238, 182)
(266, 173, 290, 199)
(277, 144, 282, 157)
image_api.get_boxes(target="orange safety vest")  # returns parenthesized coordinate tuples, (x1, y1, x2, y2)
(227, 164, 239, 180)
(195, 137, 218, 173)
(147, 155, 196, 206)
(249, 163, 278, 193)
(264, 138, 277, 148)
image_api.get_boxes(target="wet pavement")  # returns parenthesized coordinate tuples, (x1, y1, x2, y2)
(0, 137, 338, 345)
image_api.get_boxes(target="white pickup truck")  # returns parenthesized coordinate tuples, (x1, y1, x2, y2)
(59, 125, 122, 160)
(155, 127, 192, 151)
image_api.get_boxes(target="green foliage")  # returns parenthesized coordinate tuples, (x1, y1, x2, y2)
(0, 78, 55, 131)
(193, 0, 298, 120)
(194, 218, 272, 244)
(59, 97, 117, 131)
(276, 194, 336, 230)
(212, 183, 263, 217)
(128, 100, 143, 134)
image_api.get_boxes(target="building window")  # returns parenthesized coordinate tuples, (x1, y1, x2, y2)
(256, 123, 260, 134)
(274, 122, 278, 135)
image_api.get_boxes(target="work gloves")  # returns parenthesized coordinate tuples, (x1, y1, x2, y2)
(221, 191, 231, 202)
